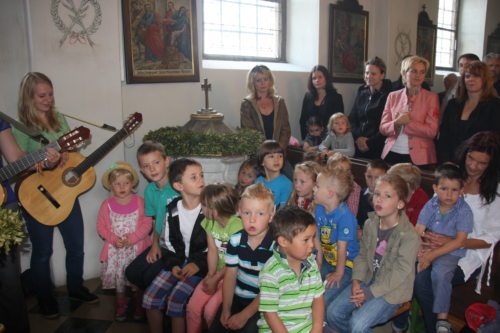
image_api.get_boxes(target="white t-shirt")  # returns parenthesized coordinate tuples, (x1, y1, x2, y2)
(178, 200, 201, 257)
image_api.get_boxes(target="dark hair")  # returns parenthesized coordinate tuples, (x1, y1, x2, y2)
(307, 65, 337, 100)
(365, 56, 387, 74)
(367, 159, 389, 172)
(457, 61, 496, 102)
(273, 206, 315, 242)
(458, 53, 480, 64)
(305, 116, 323, 129)
(257, 140, 284, 172)
(238, 157, 259, 177)
(434, 163, 465, 187)
(137, 140, 166, 159)
(201, 183, 239, 218)
(168, 158, 201, 184)
(455, 131, 500, 204)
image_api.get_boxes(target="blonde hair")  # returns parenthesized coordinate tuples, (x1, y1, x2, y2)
(287, 161, 321, 213)
(375, 174, 409, 206)
(401, 56, 429, 84)
(246, 65, 276, 99)
(18, 72, 62, 131)
(240, 182, 275, 210)
(201, 183, 239, 218)
(108, 169, 137, 189)
(319, 167, 353, 202)
(326, 152, 352, 170)
(327, 112, 351, 133)
(387, 163, 422, 192)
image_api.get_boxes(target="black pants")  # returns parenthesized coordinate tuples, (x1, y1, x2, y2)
(208, 298, 259, 333)
(125, 246, 169, 290)
(0, 248, 30, 333)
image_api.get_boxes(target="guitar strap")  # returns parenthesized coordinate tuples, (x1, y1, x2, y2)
(0, 111, 49, 144)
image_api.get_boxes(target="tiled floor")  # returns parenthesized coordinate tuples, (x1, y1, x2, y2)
(26, 278, 465, 333)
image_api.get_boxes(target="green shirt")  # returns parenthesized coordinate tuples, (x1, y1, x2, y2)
(201, 215, 243, 271)
(258, 249, 324, 333)
(144, 181, 179, 234)
(13, 112, 70, 152)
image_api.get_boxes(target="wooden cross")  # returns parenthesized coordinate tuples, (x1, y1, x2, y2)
(201, 78, 211, 111)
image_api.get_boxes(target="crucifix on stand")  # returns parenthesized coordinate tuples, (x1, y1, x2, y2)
(200, 78, 215, 114)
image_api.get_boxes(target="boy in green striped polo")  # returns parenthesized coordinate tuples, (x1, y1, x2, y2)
(258, 206, 325, 333)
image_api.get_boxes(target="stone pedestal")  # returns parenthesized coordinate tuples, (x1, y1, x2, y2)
(190, 156, 246, 185)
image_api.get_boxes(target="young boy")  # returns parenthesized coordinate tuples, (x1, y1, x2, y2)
(209, 182, 275, 333)
(357, 159, 389, 228)
(415, 163, 473, 333)
(142, 158, 207, 333)
(314, 167, 359, 306)
(258, 206, 325, 333)
(125, 142, 178, 295)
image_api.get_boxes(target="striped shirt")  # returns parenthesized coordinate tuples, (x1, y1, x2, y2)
(225, 229, 274, 300)
(258, 249, 324, 333)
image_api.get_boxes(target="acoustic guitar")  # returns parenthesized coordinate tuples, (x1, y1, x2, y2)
(0, 126, 89, 205)
(17, 113, 142, 226)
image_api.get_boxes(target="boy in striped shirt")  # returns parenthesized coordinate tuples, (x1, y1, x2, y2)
(259, 206, 325, 333)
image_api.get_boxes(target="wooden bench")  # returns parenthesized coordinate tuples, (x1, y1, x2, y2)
(287, 146, 500, 322)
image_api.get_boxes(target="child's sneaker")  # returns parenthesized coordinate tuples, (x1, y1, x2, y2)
(436, 320, 453, 333)
(115, 297, 128, 322)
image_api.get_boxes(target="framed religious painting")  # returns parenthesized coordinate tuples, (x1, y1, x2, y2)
(122, 0, 199, 83)
(328, 0, 368, 83)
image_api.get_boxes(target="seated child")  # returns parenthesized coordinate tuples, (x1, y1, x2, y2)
(327, 152, 362, 216)
(326, 174, 420, 332)
(186, 184, 243, 333)
(302, 116, 327, 152)
(314, 167, 359, 305)
(287, 161, 321, 214)
(258, 206, 325, 333)
(319, 112, 355, 157)
(255, 140, 293, 208)
(387, 163, 428, 225)
(415, 164, 473, 333)
(208, 182, 275, 333)
(235, 157, 259, 196)
(142, 158, 207, 333)
(97, 161, 152, 321)
(357, 159, 389, 228)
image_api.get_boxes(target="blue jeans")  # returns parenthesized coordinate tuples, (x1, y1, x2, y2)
(24, 200, 84, 300)
(321, 262, 352, 306)
(327, 282, 400, 333)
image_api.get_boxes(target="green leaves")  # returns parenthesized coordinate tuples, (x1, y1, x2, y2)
(0, 208, 24, 253)
(144, 127, 264, 157)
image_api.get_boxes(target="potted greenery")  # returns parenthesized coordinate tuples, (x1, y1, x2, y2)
(0, 208, 24, 256)
(143, 127, 264, 184)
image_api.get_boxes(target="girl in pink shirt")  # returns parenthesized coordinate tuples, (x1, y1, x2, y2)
(97, 161, 152, 321)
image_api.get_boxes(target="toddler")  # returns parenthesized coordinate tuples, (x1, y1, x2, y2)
(319, 112, 355, 157)
(97, 161, 153, 321)
(287, 161, 321, 214)
(235, 157, 259, 196)
(303, 116, 326, 152)
(186, 184, 243, 333)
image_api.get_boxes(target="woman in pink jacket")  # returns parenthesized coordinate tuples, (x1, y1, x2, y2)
(380, 56, 439, 166)
(97, 161, 153, 321)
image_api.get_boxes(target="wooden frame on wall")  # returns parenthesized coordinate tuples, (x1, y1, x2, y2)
(122, 0, 199, 84)
(328, 0, 369, 83)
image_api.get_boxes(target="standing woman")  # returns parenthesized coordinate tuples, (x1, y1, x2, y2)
(240, 65, 291, 152)
(437, 61, 500, 163)
(14, 72, 98, 319)
(349, 57, 392, 159)
(414, 131, 500, 333)
(379, 56, 439, 167)
(299, 65, 344, 140)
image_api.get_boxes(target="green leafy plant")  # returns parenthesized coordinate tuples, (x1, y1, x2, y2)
(0, 208, 24, 253)
(144, 127, 265, 157)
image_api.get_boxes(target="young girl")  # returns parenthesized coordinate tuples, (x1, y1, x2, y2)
(287, 161, 321, 214)
(234, 157, 259, 196)
(97, 161, 153, 321)
(255, 140, 293, 208)
(303, 116, 326, 152)
(186, 184, 243, 333)
(326, 174, 420, 332)
(319, 112, 355, 157)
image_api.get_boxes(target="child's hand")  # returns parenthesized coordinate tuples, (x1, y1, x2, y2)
(181, 263, 199, 279)
(146, 244, 161, 263)
(325, 270, 344, 288)
(226, 312, 249, 330)
(121, 238, 131, 247)
(350, 287, 366, 307)
(172, 266, 183, 279)
(417, 253, 432, 272)
(114, 239, 124, 248)
(202, 275, 218, 295)
(220, 308, 231, 328)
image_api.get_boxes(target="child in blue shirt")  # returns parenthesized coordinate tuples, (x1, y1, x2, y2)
(415, 163, 473, 333)
(255, 140, 292, 208)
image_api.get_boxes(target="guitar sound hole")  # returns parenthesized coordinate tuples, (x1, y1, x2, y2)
(63, 169, 81, 187)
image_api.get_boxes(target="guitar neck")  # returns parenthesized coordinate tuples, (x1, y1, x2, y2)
(0, 142, 58, 183)
(73, 127, 132, 176)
